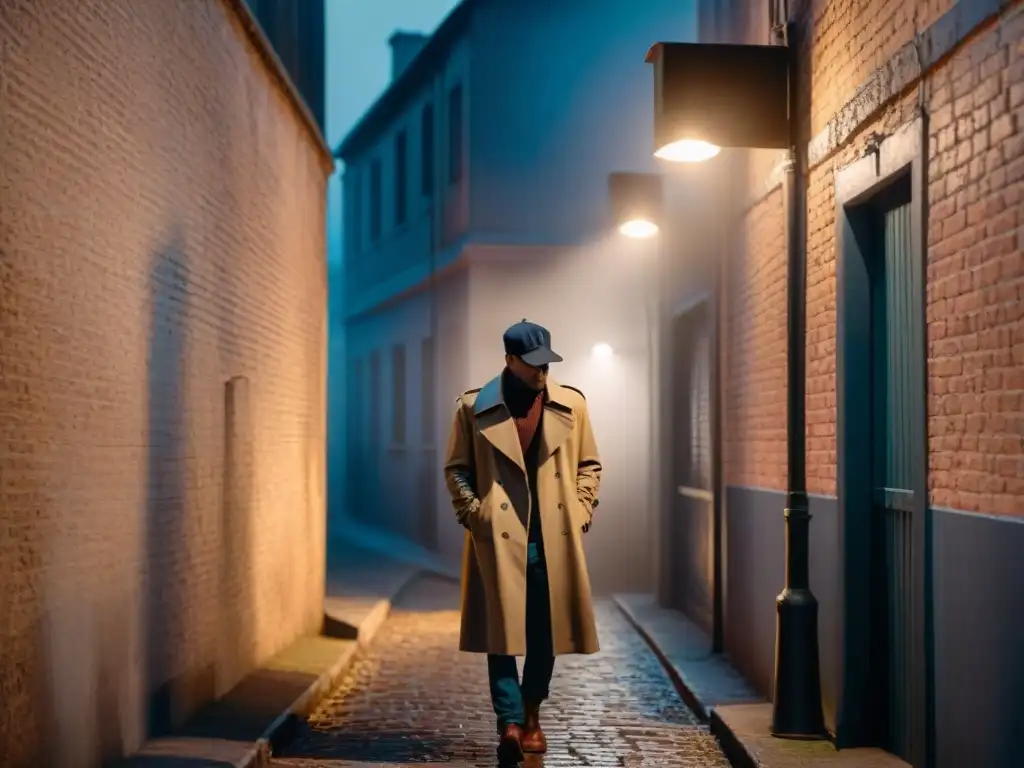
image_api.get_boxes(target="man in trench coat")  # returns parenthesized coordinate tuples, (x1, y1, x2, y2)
(443, 320, 602, 762)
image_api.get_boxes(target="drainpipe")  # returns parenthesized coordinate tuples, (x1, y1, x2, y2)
(769, 17, 827, 740)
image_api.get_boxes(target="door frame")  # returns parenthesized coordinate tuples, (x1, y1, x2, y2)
(663, 291, 724, 650)
(833, 117, 932, 765)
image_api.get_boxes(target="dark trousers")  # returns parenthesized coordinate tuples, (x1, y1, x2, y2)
(487, 540, 555, 730)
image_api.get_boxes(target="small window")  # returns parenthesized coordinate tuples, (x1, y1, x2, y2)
(421, 103, 434, 196)
(348, 169, 361, 256)
(370, 158, 382, 242)
(369, 350, 382, 446)
(391, 344, 407, 445)
(421, 336, 435, 445)
(448, 84, 463, 184)
(394, 129, 408, 225)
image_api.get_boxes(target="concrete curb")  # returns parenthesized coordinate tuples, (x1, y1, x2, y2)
(612, 594, 712, 722)
(614, 597, 909, 768)
(249, 566, 421, 766)
(709, 707, 761, 768)
(612, 594, 761, 768)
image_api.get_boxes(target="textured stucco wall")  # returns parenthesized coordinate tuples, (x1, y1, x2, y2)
(0, 1, 329, 765)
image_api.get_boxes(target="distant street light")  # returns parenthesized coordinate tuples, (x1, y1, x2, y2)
(608, 171, 663, 238)
(654, 138, 721, 163)
(646, 32, 828, 742)
(618, 219, 660, 239)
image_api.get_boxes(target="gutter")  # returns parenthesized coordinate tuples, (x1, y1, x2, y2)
(222, 0, 335, 173)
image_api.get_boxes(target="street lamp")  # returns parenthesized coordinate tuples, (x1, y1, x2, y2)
(609, 171, 663, 238)
(646, 34, 828, 741)
(607, 170, 667, 630)
(654, 139, 721, 164)
(619, 218, 659, 239)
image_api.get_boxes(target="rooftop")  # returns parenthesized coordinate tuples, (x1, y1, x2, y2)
(336, 0, 476, 161)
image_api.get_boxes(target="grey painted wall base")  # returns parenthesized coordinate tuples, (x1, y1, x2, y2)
(723, 486, 840, 733)
(722, 485, 1024, 767)
(931, 508, 1024, 768)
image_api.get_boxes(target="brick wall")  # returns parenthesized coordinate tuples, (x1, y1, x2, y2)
(723, 189, 790, 490)
(0, 1, 330, 765)
(926, 9, 1024, 514)
(722, 0, 1023, 510)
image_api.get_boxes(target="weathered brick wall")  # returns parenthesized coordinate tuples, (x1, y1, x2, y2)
(723, 0, 1023, 508)
(926, 9, 1024, 514)
(723, 190, 789, 490)
(0, 1, 329, 765)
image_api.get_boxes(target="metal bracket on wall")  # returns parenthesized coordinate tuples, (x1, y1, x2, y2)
(678, 485, 714, 503)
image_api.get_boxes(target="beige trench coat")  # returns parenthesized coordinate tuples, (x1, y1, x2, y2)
(443, 375, 602, 656)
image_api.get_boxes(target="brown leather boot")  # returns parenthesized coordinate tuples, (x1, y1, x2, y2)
(522, 700, 547, 753)
(497, 723, 525, 762)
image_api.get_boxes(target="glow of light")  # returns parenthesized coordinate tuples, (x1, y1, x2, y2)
(618, 218, 660, 239)
(654, 139, 721, 163)
(591, 342, 614, 359)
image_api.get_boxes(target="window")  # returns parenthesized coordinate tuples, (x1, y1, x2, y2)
(346, 358, 363, 511)
(394, 129, 408, 225)
(369, 350, 381, 449)
(421, 336, 435, 445)
(349, 168, 361, 255)
(421, 103, 434, 195)
(391, 344, 407, 445)
(448, 84, 463, 184)
(370, 158, 382, 242)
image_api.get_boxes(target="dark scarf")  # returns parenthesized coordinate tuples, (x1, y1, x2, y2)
(502, 368, 542, 418)
(502, 369, 543, 453)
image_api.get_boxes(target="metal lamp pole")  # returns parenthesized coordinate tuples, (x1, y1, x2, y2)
(769, 19, 827, 740)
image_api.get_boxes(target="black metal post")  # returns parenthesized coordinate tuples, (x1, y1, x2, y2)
(770, 21, 827, 741)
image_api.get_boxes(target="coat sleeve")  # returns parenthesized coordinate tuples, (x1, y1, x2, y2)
(574, 401, 602, 520)
(443, 401, 480, 527)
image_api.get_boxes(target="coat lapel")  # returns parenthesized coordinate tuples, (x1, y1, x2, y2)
(473, 376, 525, 473)
(473, 376, 578, 470)
(539, 380, 575, 462)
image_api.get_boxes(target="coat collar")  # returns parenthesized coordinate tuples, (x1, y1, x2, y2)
(472, 374, 576, 473)
(472, 374, 576, 415)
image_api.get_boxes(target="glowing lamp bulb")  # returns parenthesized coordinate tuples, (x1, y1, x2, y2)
(591, 343, 614, 359)
(654, 139, 721, 163)
(618, 218, 660, 239)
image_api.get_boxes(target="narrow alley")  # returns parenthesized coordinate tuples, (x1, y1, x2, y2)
(272, 575, 730, 767)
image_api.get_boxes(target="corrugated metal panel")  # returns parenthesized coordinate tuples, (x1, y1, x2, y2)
(871, 198, 915, 761)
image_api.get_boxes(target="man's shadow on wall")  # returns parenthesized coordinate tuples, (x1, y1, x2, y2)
(145, 223, 216, 739)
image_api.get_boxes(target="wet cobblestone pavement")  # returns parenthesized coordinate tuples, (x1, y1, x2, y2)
(273, 575, 729, 767)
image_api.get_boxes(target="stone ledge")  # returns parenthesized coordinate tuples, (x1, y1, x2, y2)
(115, 567, 421, 768)
(712, 703, 911, 768)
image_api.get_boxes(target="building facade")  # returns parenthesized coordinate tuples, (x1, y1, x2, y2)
(0, 1, 331, 765)
(244, 0, 326, 131)
(336, 0, 700, 594)
(661, 0, 1024, 766)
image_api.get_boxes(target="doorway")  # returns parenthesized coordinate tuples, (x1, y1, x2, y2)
(667, 298, 714, 635)
(835, 120, 931, 767)
(865, 175, 917, 759)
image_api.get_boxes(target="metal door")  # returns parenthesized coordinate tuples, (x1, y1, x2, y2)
(868, 183, 923, 762)
(668, 299, 714, 633)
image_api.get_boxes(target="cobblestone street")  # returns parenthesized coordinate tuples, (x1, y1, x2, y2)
(273, 575, 729, 767)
